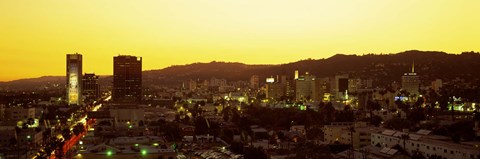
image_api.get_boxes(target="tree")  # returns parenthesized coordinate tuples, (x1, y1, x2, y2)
(73, 123, 85, 136)
(229, 141, 244, 154)
(401, 134, 410, 158)
(411, 150, 426, 159)
(9, 137, 17, 147)
(62, 128, 72, 141)
(371, 115, 383, 127)
(408, 108, 426, 123)
(349, 126, 356, 159)
(182, 115, 190, 123)
(319, 102, 335, 123)
(295, 142, 332, 158)
(27, 118, 35, 125)
(244, 146, 267, 159)
(384, 118, 412, 130)
(194, 117, 208, 135)
(98, 120, 111, 126)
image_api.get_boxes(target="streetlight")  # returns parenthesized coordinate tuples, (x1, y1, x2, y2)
(106, 150, 113, 156)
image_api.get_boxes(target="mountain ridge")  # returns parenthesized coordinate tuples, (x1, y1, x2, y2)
(1, 50, 480, 90)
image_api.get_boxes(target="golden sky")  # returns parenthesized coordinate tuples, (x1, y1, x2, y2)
(1, 0, 479, 81)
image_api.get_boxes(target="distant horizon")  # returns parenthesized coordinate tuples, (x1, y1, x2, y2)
(2, 1, 480, 82)
(1, 50, 476, 82)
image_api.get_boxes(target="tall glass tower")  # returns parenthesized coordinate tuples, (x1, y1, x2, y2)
(113, 55, 142, 103)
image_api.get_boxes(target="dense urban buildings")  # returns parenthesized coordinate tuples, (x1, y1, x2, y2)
(66, 53, 83, 105)
(1, 53, 480, 159)
(2, 1, 480, 158)
(113, 55, 142, 103)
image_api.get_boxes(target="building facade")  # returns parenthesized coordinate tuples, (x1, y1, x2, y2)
(3, 107, 35, 121)
(83, 73, 100, 102)
(323, 122, 381, 149)
(266, 82, 285, 100)
(113, 55, 142, 103)
(371, 129, 480, 159)
(67, 53, 83, 105)
(250, 75, 260, 89)
(295, 72, 316, 101)
(402, 63, 420, 95)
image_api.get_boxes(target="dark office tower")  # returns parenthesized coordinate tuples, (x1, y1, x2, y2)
(83, 73, 100, 103)
(67, 53, 83, 105)
(113, 55, 142, 103)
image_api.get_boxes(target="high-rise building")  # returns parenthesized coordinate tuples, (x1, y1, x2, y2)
(210, 77, 227, 87)
(250, 75, 260, 89)
(266, 82, 285, 100)
(402, 63, 420, 95)
(188, 79, 197, 91)
(348, 78, 362, 93)
(314, 77, 331, 102)
(331, 74, 349, 100)
(67, 53, 83, 105)
(265, 76, 286, 100)
(113, 55, 142, 103)
(295, 72, 316, 101)
(83, 73, 100, 102)
(431, 79, 443, 92)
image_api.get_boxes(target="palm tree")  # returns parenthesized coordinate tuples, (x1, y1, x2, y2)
(401, 134, 410, 159)
(349, 126, 356, 159)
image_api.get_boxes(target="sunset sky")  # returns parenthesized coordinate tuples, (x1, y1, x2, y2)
(1, 0, 479, 81)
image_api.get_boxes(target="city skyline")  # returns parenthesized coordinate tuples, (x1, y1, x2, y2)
(1, 1, 480, 159)
(1, 0, 480, 81)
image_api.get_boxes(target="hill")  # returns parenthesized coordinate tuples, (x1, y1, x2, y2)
(2, 50, 480, 90)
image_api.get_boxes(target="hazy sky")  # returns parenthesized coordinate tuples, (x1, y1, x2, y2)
(1, 0, 479, 81)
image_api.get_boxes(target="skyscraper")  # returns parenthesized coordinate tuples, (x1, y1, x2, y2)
(83, 73, 100, 102)
(294, 70, 299, 80)
(250, 75, 259, 89)
(113, 55, 142, 103)
(66, 53, 83, 105)
(402, 62, 420, 95)
(295, 72, 316, 101)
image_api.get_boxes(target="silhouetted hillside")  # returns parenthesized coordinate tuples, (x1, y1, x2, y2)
(2, 50, 480, 90)
(142, 50, 480, 87)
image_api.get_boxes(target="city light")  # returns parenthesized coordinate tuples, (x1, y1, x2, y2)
(1, 2, 480, 158)
(106, 150, 113, 156)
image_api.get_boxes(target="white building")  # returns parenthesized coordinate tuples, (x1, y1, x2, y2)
(110, 107, 145, 128)
(3, 107, 35, 121)
(323, 122, 383, 148)
(371, 129, 480, 159)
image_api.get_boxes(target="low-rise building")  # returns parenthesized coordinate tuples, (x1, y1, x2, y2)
(3, 107, 35, 121)
(324, 122, 383, 148)
(371, 129, 480, 159)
